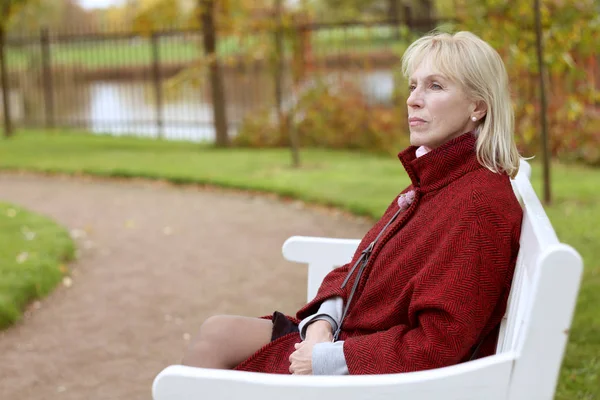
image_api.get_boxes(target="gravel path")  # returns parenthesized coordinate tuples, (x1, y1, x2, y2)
(0, 173, 371, 399)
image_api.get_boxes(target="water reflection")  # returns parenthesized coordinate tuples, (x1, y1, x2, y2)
(6, 68, 396, 142)
(88, 83, 218, 141)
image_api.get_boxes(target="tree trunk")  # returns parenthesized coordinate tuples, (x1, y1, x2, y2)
(200, 0, 229, 147)
(388, 0, 399, 22)
(421, 0, 435, 30)
(274, 0, 300, 168)
(388, 0, 401, 40)
(534, 0, 552, 204)
(0, 27, 13, 138)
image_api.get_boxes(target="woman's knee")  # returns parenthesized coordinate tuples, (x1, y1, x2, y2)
(197, 315, 234, 344)
(183, 314, 273, 368)
(182, 315, 233, 367)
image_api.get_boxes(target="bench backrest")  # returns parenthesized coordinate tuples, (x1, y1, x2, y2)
(498, 161, 582, 399)
(282, 160, 583, 400)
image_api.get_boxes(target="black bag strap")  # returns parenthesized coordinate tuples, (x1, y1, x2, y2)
(333, 206, 403, 341)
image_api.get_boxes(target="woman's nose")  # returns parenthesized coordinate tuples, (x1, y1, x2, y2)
(407, 88, 423, 108)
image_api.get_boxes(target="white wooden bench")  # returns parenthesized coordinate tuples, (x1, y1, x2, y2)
(152, 160, 583, 400)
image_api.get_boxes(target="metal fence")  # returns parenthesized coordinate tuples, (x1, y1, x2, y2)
(1, 20, 439, 142)
(1, 18, 598, 143)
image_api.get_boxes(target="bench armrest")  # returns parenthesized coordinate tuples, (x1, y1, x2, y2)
(282, 236, 361, 302)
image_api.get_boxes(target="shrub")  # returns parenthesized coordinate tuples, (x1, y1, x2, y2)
(234, 78, 410, 155)
(235, 75, 599, 167)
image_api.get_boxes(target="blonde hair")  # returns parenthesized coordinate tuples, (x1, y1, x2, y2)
(402, 31, 520, 178)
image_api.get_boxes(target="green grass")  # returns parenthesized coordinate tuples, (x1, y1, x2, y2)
(0, 201, 75, 329)
(8, 40, 202, 69)
(6, 27, 406, 70)
(0, 129, 598, 398)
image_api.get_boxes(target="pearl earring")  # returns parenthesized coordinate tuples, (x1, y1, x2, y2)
(471, 116, 477, 122)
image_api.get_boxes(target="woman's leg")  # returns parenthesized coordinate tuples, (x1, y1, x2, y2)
(181, 315, 273, 369)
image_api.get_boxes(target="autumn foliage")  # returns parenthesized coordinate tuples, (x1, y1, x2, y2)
(237, 1, 599, 165)
(454, 0, 599, 164)
(234, 79, 410, 154)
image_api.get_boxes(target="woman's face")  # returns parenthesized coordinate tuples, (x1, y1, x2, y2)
(406, 58, 481, 149)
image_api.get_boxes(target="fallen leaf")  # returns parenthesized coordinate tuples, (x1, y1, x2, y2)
(125, 220, 136, 229)
(62, 277, 73, 288)
(22, 228, 36, 241)
(16, 252, 29, 264)
(70, 229, 86, 239)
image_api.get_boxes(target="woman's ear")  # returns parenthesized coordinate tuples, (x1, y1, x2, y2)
(472, 100, 488, 120)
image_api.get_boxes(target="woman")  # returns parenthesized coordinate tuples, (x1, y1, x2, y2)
(182, 31, 523, 375)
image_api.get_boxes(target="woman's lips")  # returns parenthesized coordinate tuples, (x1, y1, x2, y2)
(409, 117, 426, 127)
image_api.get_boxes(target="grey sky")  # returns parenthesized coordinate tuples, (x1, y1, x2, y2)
(78, 0, 126, 9)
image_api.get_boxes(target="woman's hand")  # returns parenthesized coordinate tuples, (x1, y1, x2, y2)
(289, 341, 315, 375)
(289, 320, 334, 375)
(304, 319, 333, 343)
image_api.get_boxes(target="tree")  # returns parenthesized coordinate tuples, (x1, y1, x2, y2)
(198, 0, 229, 147)
(6, 0, 97, 35)
(128, 0, 233, 146)
(128, 0, 308, 158)
(0, 0, 36, 138)
(132, 0, 187, 33)
(309, 0, 435, 22)
(127, 0, 291, 149)
(455, 0, 599, 203)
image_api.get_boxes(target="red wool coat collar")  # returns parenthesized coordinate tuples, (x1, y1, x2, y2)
(399, 132, 482, 193)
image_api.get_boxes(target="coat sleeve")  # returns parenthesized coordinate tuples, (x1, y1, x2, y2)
(298, 297, 344, 339)
(343, 197, 517, 374)
(295, 260, 352, 320)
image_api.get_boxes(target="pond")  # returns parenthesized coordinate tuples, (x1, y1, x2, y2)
(5, 68, 398, 142)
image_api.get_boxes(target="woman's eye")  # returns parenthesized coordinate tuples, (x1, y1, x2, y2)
(408, 85, 416, 92)
(431, 83, 443, 90)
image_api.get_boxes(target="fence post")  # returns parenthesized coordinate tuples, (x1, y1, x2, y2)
(404, 6, 413, 30)
(534, 0, 551, 204)
(389, 0, 401, 40)
(40, 28, 55, 129)
(274, 0, 300, 168)
(151, 32, 164, 139)
(0, 27, 13, 138)
(273, 0, 284, 124)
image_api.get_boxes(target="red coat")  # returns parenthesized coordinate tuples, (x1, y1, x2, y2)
(235, 133, 523, 375)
